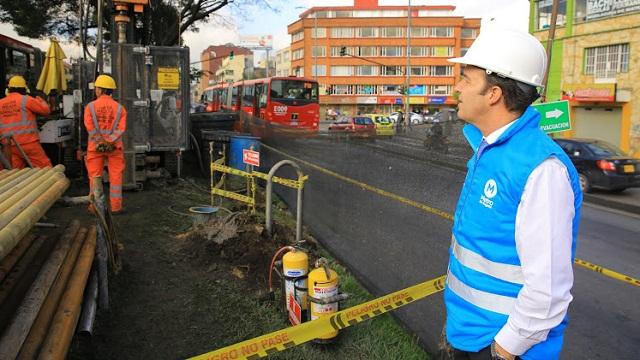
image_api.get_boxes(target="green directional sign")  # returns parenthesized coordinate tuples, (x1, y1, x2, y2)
(533, 100, 571, 134)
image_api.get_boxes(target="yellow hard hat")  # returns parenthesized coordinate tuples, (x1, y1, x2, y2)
(8, 75, 28, 89)
(95, 74, 117, 90)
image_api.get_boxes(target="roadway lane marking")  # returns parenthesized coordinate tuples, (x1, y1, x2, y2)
(261, 144, 640, 287)
(261, 143, 454, 221)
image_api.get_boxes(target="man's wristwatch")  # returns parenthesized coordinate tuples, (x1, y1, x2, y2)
(491, 341, 513, 360)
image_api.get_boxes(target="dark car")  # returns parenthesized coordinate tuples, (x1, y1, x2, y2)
(554, 138, 640, 193)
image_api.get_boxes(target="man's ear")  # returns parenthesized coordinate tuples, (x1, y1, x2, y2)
(487, 85, 503, 106)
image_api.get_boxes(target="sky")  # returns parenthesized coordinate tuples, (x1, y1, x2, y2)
(0, 0, 530, 66)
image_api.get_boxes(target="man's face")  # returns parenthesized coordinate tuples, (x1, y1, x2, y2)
(453, 66, 490, 124)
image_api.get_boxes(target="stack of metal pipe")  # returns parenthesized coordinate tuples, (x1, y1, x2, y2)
(0, 166, 101, 358)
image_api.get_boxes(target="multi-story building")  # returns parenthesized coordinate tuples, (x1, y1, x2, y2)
(199, 45, 252, 92)
(275, 47, 292, 77)
(214, 54, 254, 83)
(287, 0, 480, 116)
(531, 0, 640, 156)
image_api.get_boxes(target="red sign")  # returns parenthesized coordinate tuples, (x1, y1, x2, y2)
(288, 294, 302, 325)
(242, 149, 260, 167)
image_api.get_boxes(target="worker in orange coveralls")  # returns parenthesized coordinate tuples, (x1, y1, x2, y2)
(0, 75, 52, 169)
(84, 74, 127, 214)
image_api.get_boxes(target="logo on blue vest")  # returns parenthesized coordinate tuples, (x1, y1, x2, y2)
(480, 179, 497, 208)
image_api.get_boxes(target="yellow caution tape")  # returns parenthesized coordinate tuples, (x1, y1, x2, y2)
(188, 275, 446, 360)
(261, 144, 452, 221)
(574, 258, 640, 287)
(261, 144, 639, 287)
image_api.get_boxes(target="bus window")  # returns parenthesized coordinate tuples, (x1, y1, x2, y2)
(270, 80, 319, 105)
(258, 83, 268, 109)
(242, 84, 254, 107)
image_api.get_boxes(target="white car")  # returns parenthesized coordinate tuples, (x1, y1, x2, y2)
(410, 112, 424, 125)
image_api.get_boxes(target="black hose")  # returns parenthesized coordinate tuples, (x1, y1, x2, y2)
(189, 132, 205, 176)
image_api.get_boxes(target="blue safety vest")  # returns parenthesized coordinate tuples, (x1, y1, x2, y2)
(445, 106, 582, 359)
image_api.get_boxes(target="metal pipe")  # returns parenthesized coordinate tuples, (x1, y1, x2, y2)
(0, 149, 11, 169)
(265, 160, 305, 243)
(17, 226, 89, 360)
(92, 177, 109, 310)
(404, 0, 412, 131)
(77, 264, 98, 336)
(0, 234, 35, 284)
(0, 178, 70, 261)
(10, 135, 34, 168)
(0, 236, 47, 330)
(0, 172, 65, 229)
(0, 221, 80, 359)
(37, 228, 96, 360)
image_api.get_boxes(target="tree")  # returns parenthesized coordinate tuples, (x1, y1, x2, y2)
(0, 0, 272, 46)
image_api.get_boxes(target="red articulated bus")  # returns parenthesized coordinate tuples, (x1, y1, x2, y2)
(228, 77, 320, 137)
(202, 82, 231, 112)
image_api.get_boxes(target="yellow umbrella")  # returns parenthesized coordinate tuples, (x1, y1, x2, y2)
(36, 38, 68, 95)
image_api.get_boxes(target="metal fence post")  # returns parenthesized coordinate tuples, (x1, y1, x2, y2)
(265, 160, 305, 243)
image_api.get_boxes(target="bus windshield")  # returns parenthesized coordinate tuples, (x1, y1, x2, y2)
(270, 80, 318, 105)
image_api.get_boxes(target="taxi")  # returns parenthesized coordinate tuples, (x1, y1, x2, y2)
(363, 114, 395, 137)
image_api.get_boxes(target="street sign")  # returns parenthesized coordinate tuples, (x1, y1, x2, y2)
(533, 100, 571, 134)
(243, 149, 260, 167)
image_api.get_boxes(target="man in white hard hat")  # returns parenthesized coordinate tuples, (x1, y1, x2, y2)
(441, 29, 582, 360)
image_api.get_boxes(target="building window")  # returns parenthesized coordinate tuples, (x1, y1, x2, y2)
(430, 66, 453, 76)
(295, 67, 304, 77)
(410, 27, 428, 37)
(331, 46, 354, 57)
(312, 65, 326, 76)
(431, 46, 453, 57)
(292, 48, 304, 60)
(335, 10, 353, 18)
(584, 43, 630, 79)
(535, 0, 566, 30)
(461, 28, 477, 39)
(332, 85, 351, 95)
(312, 46, 326, 57)
(382, 85, 400, 94)
(331, 66, 354, 76)
(356, 66, 378, 76)
(331, 27, 354, 38)
(312, 28, 326, 38)
(410, 66, 427, 76)
(429, 85, 452, 95)
(381, 66, 403, 76)
(356, 85, 377, 94)
(409, 46, 429, 57)
(357, 27, 378, 38)
(460, 48, 469, 57)
(574, 0, 587, 22)
(381, 46, 403, 57)
(358, 47, 377, 56)
(430, 27, 453, 37)
(292, 31, 304, 42)
(314, 11, 329, 18)
(381, 27, 403, 37)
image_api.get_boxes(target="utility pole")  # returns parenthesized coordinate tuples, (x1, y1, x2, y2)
(541, 0, 559, 102)
(404, 0, 412, 131)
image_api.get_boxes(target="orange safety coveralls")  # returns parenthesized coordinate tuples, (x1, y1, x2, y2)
(84, 95, 127, 212)
(0, 93, 52, 169)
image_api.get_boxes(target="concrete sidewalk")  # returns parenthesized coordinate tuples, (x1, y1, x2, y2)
(584, 188, 640, 215)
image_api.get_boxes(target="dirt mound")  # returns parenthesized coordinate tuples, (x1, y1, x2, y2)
(175, 211, 311, 285)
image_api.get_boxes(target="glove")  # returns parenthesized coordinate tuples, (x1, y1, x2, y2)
(96, 141, 116, 153)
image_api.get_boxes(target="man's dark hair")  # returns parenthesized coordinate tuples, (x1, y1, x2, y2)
(8, 87, 27, 95)
(481, 72, 540, 115)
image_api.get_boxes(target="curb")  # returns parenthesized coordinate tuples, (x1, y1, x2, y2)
(583, 194, 640, 215)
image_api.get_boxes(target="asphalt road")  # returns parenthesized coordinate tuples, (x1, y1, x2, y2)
(262, 135, 640, 359)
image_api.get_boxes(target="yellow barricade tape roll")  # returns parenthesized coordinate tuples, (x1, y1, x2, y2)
(188, 276, 446, 360)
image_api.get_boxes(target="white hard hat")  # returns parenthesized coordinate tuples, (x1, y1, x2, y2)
(448, 29, 547, 87)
